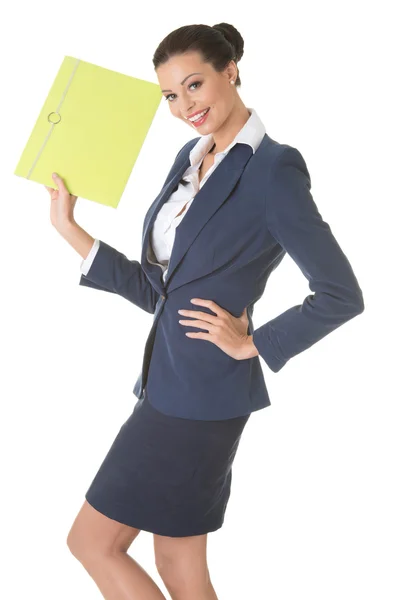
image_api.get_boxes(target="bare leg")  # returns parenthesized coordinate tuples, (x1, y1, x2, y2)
(67, 500, 167, 600)
(81, 552, 168, 600)
(154, 532, 219, 600)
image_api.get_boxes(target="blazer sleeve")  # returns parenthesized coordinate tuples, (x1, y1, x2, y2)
(252, 146, 364, 373)
(78, 239, 159, 314)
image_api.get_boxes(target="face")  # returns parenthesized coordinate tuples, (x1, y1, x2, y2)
(156, 51, 237, 133)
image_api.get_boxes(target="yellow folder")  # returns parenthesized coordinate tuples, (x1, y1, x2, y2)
(14, 56, 162, 208)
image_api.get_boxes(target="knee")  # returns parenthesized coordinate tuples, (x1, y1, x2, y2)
(66, 523, 109, 565)
(66, 527, 92, 562)
(156, 559, 185, 592)
(67, 500, 141, 563)
(67, 523, 141, 563)
(155, 555, 210, 594)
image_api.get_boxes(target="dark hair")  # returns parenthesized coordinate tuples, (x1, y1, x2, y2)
(152, 23, 244, 87)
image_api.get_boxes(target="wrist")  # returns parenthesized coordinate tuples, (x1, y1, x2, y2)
(247, 335, 259, 358)
(240, 335, 259, 360)
(56, 219, 78, 237)
(55, 220, 95, 260)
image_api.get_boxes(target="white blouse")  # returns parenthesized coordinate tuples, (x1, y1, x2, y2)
(81, 107, 266, 282)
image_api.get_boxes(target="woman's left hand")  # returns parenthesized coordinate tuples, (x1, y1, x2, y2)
(178, 298, 259, 360)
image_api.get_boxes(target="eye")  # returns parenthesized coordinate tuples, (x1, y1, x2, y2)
(164, 81, 202, 102)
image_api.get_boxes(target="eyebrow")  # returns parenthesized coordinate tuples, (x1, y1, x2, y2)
(161, 72, 203, 93)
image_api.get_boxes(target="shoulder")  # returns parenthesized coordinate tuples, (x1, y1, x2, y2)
(250, 135, 308, 177)
(255, 137, 309, 175)
(255, 140, 316, 226)
(265, 143, 311, 191)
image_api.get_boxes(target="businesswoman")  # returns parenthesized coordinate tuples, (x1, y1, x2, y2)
(47, 23, 364, 600)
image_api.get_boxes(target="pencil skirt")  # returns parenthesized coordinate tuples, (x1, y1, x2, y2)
(85, 389, 251, 537)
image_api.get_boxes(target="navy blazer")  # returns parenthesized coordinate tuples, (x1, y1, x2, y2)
(79, 132, 364, 420)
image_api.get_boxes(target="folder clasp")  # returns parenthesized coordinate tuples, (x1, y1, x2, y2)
(48, 111, 61, 124)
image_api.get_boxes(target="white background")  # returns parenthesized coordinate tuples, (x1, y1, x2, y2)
(1, 1, 398, 598)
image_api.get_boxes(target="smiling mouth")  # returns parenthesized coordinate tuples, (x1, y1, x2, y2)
(187, 107, 210, 122)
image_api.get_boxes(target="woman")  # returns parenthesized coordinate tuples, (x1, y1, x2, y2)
(46, 23, 364, 600)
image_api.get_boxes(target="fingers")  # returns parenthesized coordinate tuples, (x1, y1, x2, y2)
(52, 172, 63, 187)
(52, 172, 71, 195)
(46, 174, 78, 203)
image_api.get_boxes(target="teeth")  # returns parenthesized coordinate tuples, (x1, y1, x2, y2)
(189, 108, 209, 122)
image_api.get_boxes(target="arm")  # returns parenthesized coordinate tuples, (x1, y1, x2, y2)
(58, 220, 157, 313)
(252, 146, 364, 372)
(78, 237, 158, 314)
(79, 238, 118, 294)
(79, 239, 114, 293)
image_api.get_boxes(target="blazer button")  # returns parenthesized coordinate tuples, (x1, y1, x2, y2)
(161, 295, 165, 300)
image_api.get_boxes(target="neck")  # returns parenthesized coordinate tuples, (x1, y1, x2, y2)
(210, 103, 251, 155)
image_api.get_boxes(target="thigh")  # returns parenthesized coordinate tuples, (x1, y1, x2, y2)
(67, 499, 141, 557)
(153, 532, 209, 575)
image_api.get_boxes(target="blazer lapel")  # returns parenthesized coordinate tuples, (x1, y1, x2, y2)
(141, 142, 254, 294)
(164, 143, 254, 291)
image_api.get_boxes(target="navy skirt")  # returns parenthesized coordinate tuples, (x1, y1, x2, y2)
(85, 389, 251, 537)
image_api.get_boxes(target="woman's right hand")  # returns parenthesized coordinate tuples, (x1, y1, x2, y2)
(45, 173, 78, 232)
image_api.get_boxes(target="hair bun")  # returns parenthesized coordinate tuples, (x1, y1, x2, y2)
(212, 23, 244, 62)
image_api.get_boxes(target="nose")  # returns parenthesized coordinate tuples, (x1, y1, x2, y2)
(179, 99, 195, 118)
